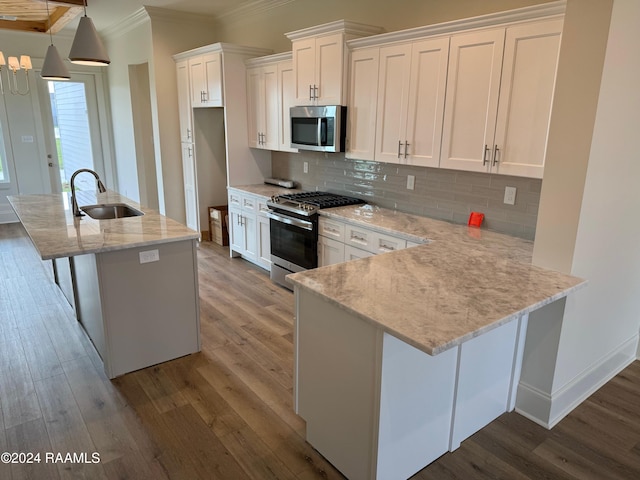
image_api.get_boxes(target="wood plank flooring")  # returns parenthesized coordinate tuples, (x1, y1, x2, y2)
(1, 221, 639, 479)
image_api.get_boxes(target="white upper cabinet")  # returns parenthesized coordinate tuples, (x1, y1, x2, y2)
(441, 19, 562, 178)
(246, 63, 279, 150)
(287, 21, 384, 106)
(346, 47, 380, 161)
(374, 37, 449, 167)
(292, 33, 344, 105)
(439, 28, 506, 173)
(277, 60, 298, 153)
(176, 60, 193, 143)
(492, 19, 562, 178)
(245, 53, 298, 153)
(189, 52, 223, 107)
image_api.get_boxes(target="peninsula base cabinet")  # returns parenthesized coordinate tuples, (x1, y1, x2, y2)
(73, 240, 201, 379)
(294, 288, 529, 480)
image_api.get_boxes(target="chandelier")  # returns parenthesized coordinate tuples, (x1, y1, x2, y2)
(0, 52, 32, 95)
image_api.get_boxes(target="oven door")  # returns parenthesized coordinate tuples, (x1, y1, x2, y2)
(267, 210, 318, 271)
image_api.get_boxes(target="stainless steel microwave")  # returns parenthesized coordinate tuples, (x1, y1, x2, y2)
(290, 105, 347, 153)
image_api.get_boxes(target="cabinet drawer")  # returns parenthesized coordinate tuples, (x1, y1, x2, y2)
(242, 195, 257, 212)
(374, 231, 407, 254)
(257, 198, 270, 216)
(344, 245, 374, 261)
(319, 218, 345, 241)
(228, 191, 242, 208)
(345, 224, 407, 254)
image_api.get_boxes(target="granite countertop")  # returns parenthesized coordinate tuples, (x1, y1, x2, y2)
(290, 203, 587, 356)
(8, 191, 199, 260)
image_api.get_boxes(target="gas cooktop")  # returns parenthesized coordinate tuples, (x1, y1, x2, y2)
(267, 191, 364, 216)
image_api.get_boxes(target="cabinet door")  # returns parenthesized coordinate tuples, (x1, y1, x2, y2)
(405, 37, 450, 168)
(243, 213, 258, 261)
(257, 214, 271, 270)
(440, 28, 505, 172)
(182, 143, 198, 232)
(293, 37, 317, 105)
(493, 19, 562, 178)
(346, 47, 380, 161)
(278, 60, 298, 152)
(318, 236, 345, 267)
(176, 60, 193, 143)
(375, 44, 412, 164)
(315, 32, 344, 105)
(189, 56, 206, 107)
(229, 208, 245, 253)
(246, 66, 263, 148)
(263, 64, 279, 150)
(204, 52, 223, 106)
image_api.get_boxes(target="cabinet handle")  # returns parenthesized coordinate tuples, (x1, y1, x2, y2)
(483, 144, 490, 166)
(309, 85, 313, 101)
(188, 147, 192, 158)
(187, 128, 191, 139)
(379, 244, 395, 252)
(404, 142, 410, 159)
(398, 141, 403, 160)
(314, 85, 319, 100)
(492, 145, 500, 166)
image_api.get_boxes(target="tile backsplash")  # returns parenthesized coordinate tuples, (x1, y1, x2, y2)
(272, 151, 541, 240)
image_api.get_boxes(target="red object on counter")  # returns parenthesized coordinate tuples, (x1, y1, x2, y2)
(468, 211, 484, 228)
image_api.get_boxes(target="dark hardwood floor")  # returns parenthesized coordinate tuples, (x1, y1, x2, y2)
(1, 222, 639, 479)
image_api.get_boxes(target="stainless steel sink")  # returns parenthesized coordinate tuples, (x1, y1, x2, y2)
(80, 203, 144, 220)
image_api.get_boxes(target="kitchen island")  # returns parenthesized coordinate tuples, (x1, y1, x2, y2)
(8, 190, 201, 379)
(288, 204, 586, 480)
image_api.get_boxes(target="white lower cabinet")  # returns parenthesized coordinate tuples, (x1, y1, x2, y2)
(228, 189, 271, 270)
(318, 217, 410, 266)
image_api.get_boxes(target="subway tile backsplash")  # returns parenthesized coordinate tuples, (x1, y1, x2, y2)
(272, 151, 541, 240)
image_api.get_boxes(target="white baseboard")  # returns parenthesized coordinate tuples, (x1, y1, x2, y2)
(516, 334, 639, 429)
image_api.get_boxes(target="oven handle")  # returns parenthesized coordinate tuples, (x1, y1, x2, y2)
(267, 210, 314, 231)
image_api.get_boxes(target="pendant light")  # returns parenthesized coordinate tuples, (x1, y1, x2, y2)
(68, 0, 110, 66)
(41, 0, 71, 80)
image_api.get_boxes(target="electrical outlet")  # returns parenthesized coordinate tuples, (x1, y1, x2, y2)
(139, 249, 160, 264)
(407, 175, 415, 190)
(504, 186, 517, 205)
(303, 161, 309, 174)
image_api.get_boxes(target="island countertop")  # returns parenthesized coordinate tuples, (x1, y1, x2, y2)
(289, 203, 586, 356)
(8, 191, 199, 260)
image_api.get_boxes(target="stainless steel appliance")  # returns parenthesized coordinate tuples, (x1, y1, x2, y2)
(267, 192, 364, 289)
(290, 105, 347, 152)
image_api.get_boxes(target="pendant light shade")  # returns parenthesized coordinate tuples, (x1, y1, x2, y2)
(69, 16, 110, 66)
(41, 45, 70, 81)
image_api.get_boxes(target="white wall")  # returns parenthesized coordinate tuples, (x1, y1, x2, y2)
(103, 16, 153, 203)
(552, 0, 640, 389)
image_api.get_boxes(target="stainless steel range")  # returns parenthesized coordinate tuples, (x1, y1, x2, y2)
(266, 192, 364, 289)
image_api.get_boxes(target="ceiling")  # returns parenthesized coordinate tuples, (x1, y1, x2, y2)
(0, 0, 275, 34)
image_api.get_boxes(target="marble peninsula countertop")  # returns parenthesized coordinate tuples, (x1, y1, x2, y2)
(290, 203, 587, 356)
(8, 191, 199, 260)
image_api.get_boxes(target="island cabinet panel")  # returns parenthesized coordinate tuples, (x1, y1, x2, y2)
(296, 290, 382, 480)
(75, 240, 200, 379)
(449, 317, 520, 449)
(377, 333, 457, 480)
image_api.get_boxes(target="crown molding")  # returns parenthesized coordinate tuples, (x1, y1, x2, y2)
(173, 42, 273, 61)
(217, 0, 298, 26)
(348, 0, 566, 49)
(245, 51, 292, 67)
(102, 7, 150, 39)
(285, 20, 385, 41)
(143, 6, 217, 25)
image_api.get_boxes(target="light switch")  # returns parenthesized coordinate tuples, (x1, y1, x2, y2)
(504, 186, 517, 205)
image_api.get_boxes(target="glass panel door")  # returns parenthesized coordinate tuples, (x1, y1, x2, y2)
(39, 73, 105, 193)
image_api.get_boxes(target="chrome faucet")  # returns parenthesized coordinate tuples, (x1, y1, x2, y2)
(70, 168, 107, 217)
